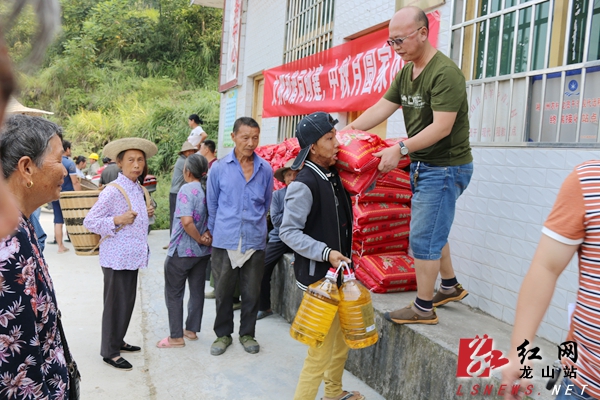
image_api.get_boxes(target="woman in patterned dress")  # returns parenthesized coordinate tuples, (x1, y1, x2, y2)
(84, 138, 157, 371)
(0, 115, 72, 399)
(157, 153, 212, 348)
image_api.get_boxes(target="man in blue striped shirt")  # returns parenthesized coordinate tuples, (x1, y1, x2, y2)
(207, 117, 273, 356)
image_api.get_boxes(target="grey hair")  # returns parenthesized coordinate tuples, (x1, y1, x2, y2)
(4, 0, 62, 66)
(184, 153, 208, 180)
(0, 114, 62, 179)
(184, 153, 209, 193)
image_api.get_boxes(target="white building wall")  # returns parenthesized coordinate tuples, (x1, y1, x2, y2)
(333, 0, 393, 44)
(242, 0, 286, 145)
(217, 0, 286, 156)
(450, 146, 600, 344)
(216, 0, 586, 345)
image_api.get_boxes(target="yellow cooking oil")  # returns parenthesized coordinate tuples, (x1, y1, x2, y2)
(338, 267, 378, 349)
(290, 268, 340, 348)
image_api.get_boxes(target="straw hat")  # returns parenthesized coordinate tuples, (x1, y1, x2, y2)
(274, 159, 295, 183)
(6, 97, 53, 116)
(103, 138, 158, 161)
(179, 141, 196, 154)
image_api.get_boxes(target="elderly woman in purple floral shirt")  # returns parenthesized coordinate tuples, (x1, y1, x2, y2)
(84, 137, 157, 371)
(157, 153, 212, 348)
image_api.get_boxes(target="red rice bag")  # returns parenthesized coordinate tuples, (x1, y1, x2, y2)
(339, 168, 380, 196)
(353, 222, 410, 245)
(356, 187, 412, 204)
(354, 264, 417, 294)
(352, 239, 410, 256)
(377, 168, 411, 189)
(255, 143, 278, 160)
(336, 130, 384, 173)
(355, 252, 416, 287)
(256, 138, 300, 191)
(353, 218, 410, 237)
(283, 137, 300, 152)
(353, 202, 410, 226)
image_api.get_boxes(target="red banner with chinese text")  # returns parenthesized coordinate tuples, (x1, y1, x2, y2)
(263, 11, 440, 118)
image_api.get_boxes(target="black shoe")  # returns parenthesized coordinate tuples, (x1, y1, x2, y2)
(120, 343, 141, 352)
(103, 357, 133, 370)
(257, 310, 273, 320)
(48, 240, 57, 245)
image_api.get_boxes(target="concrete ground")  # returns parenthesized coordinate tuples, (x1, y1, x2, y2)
(39, 211, 384, 400)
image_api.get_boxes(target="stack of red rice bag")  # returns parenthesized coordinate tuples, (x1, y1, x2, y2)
(336, 131, 417, 294)
(256, 132, 417, 294)
(255, 138, 300, 190)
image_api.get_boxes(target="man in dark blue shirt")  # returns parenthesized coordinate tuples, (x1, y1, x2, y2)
(51, 139, 80, 253)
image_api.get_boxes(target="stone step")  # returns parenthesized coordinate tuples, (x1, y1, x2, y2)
(271, 255, 560, 400)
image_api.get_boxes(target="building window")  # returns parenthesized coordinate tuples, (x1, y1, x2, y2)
(568, 0, 600, 64)
(278, 0, 335, 141)
(252, 76, 264, 128)
(452, 0, 600, 144)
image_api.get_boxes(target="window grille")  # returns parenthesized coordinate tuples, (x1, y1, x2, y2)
(278, 0, 335, 141)
(451, 0, 600, 144)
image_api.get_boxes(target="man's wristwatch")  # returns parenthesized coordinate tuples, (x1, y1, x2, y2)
(399, 141, 409, 156)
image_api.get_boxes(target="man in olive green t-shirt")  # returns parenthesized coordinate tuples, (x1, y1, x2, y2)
(344, 6, 473, 326)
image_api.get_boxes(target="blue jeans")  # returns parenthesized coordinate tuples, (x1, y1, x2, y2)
(30, 207, 46, 251)
(554, 378, 596, 399)
(409, 161, 473, 260)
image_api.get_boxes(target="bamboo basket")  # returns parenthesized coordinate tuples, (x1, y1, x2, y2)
(59, 190, 101, 256)
(80, 178, 99, 191)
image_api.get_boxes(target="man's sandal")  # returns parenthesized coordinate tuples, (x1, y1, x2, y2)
(322, 391, 365, 400)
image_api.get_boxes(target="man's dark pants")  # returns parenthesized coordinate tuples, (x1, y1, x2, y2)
(169, 192, 177, 233)
(259, 240, 291, 311)
(212, 247, 265, 338)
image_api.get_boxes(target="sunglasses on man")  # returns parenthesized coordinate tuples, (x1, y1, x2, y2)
(386, 26, 425, 47)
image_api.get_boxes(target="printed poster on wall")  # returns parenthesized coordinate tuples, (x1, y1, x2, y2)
(219, 0, 242, 92)
(468, 78, 527, 143)
(529, 67, 600, 143)
(222, 89, 238, 148)
(262, 11, 440, 118)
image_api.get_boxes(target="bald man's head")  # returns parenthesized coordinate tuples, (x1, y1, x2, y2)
(391, 6, 429, 33)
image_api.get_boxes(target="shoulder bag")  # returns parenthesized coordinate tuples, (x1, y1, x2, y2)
(56, 312, 81, 400)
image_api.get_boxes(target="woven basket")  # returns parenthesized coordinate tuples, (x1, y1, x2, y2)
(59, 190, 101, 256)
(80, 179, 99, 191)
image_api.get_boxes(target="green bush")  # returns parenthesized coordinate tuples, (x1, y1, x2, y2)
(151, 172, 171, 230)
(8, 0, 223, 222)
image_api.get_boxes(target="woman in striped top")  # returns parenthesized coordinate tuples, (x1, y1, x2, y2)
(501, 160, 600, 400)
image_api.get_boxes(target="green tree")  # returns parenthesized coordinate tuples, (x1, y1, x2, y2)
(12, 0, 222, 178)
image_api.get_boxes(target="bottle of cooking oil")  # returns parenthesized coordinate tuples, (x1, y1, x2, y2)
(338, 264, 378, 349)
(290, 267, 340, 348)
